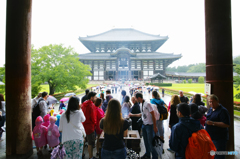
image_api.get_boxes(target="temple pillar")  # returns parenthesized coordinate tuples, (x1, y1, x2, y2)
(205, 0, 234, 157)
(5, 0, 33, 158)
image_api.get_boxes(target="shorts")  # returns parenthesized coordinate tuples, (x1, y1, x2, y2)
(86, 132, 95, 146)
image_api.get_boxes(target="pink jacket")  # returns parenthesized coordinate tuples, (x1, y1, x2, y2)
(33, 116, 48, 148)
(42, 114, 50, 128)
(47, 116, 60, 147)
(198, 115, 207, 127)
(95, 106, 105, 135)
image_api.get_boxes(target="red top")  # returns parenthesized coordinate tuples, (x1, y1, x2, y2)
(82, 100, 97, 135)
(95, 106, 105, 135)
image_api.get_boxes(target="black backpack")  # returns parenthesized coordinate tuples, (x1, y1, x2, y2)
(32, 98, 44, 117)
(154, 101, 168, 120)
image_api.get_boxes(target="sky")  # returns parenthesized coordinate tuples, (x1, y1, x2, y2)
(0, 0, 240, 68)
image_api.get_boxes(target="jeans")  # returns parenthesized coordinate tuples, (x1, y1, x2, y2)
(156, 120, 164, 137)
(142, 124, 158, 159)
(212, 139, 227, 159)
(101, 147, 126, 159)
(0, 115, 6, 138)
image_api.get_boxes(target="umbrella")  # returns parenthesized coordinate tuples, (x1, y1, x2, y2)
(47, 96, 58, 104)
(0, 81, 4, 85)
(64, 92, 75, 97)
(60, 97, 69, 102)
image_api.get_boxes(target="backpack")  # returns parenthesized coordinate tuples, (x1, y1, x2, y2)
(32, 98, 44, 118)
(153, 101, 168, 120)
(185, 129, 216, 159)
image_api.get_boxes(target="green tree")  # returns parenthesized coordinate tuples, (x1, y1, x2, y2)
(31, 44, 91, 95)
(233, 56, 240, 72)
(187, 63, 206, 73)
(0, 65, 5, 95)
(188, 79, 192, 84)
(183, 80, 186, 83)
(198, 76, 204, 83)
(234, 64, 240, 99)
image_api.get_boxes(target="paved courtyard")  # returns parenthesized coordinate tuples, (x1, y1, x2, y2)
(0, 85, 240, 158)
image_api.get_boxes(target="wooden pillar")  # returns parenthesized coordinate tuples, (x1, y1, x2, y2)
(5, 0, 33, 158)
(205, 0, 234, 157)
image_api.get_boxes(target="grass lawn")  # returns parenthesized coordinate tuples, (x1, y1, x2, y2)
(162, 83, 240, 102)
(234, 110, 240, 117)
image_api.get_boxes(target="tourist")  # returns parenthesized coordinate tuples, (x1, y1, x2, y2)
(169, 103, 203, 159)
(192, 94, 205, 106)
(189, 103, 206, 127)
(205, 94, 230, 159)
(100, 93, 105, 103)
(102, 89, 113, 113)
(162, 88, 165, 97)
(129, 92, 158, 159)
(59, 101, 66, 110)
(100, 99, 129, 159)
(38, 92, 48, 119)
(81, 89, 89, 104)
(31, 93, 42, 111)
(0, 94, 5, 141)
(59, 96, 86, 159)
(179, 90, 189, 104)
(130, 96, 141, 134)
(33, 116, 48, 156)
(47, 116, 60, 152)
(169, 95, 180, 129)
(42, 114, 50, 128)
(81, 92, 97, 159)
(94, 98, 105, 157)
(150, 90, 167, 153)
(121, 90, 126, 105)
(121, 95, 132, 118)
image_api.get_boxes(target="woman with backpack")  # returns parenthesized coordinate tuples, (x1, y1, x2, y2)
(150, 90, 167, 153)
(100, 99, 129, 159)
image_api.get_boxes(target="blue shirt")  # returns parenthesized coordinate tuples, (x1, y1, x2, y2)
(205, 104, 230, 140)
(150, 98, 166, 105)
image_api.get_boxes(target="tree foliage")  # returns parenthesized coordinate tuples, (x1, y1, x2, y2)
(31, 44, 91, 95)
(198, 76, 204, 83)
(188, 79, 192, 84)
(187, 63, 206, 73)
(166, 63, 205, 73)
(233, 56, 240, 72)
(234, 64, 240, 99)
(0, 65, 5, 95)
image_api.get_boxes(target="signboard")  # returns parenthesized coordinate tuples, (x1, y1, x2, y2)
(205, 83, 211, 95)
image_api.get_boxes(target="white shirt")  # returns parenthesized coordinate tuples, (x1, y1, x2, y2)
(59, 109, 86, 143)
(140, 101, 154, 125)
(0, 101, 6, 116)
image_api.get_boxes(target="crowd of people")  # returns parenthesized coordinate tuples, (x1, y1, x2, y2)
(0, 84, 232, 159)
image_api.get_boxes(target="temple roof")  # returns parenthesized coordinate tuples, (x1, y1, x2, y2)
(79, 28, 168, 42)
(79, 52, 181, 60)
(150, 73, 167, 79)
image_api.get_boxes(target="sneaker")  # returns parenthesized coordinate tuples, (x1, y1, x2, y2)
(162, 149, 165, 154)
(140, 154, 150, 159)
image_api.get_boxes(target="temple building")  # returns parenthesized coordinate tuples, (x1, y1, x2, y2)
(78, 28, 181, 81)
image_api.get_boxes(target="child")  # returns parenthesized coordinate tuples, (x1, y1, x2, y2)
(59, 101, 66, 110)
(94, 98, 105, 156)
(42, 114, 50, 127)
(33, 116, 48, 156)
(47, 116, 60, 151)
